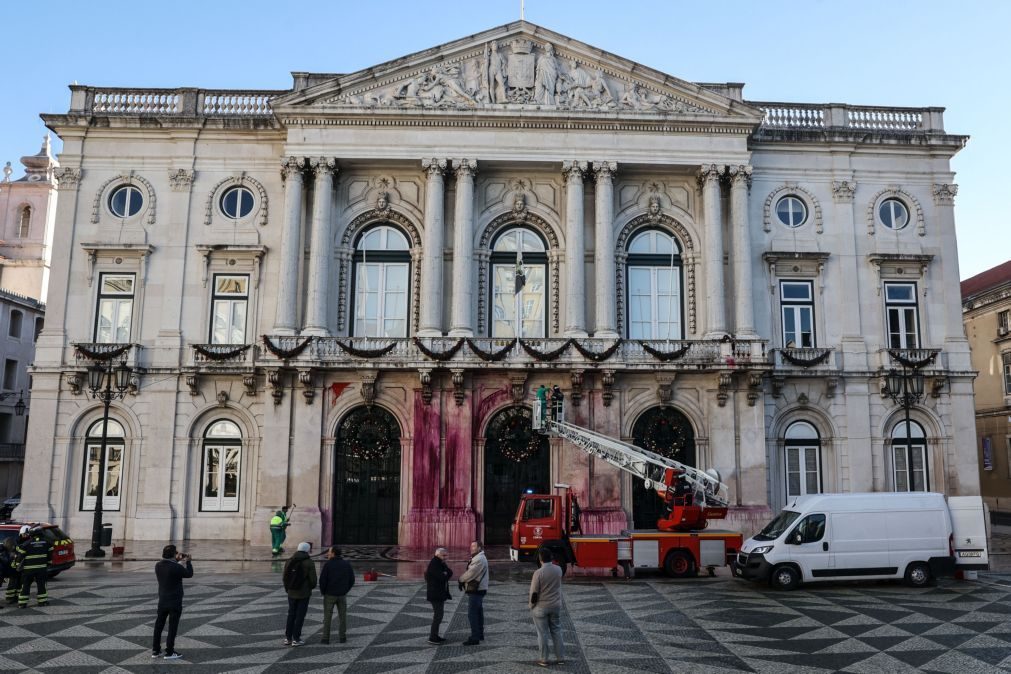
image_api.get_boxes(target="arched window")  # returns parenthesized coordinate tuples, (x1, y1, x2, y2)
(82, 419, 125, 512)
(352, 225, 411, 338)
(626, 229, 683, 339)
(785, 421, 821, 499)
(891, 420, 927, 492)
(201, 420, 242, 512)
(17, 206, 31, 238)
(490, 227, 548, 338)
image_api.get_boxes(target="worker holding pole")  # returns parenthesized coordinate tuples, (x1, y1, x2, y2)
(270, 505, 292, 556)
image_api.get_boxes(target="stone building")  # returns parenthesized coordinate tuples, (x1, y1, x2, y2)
(962, 260, 1011, 520)
(21, 22, 978, 548)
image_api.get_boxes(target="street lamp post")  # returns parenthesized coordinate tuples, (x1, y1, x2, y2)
(85, 359, 131, 558)
(885, 366, 925, 490)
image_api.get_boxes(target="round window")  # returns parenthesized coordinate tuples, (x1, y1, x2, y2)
(879, 198, 909, 230)
(221, 186, 255, 219)
(108, 185, 143, 218)
(775, 196, 807, 228)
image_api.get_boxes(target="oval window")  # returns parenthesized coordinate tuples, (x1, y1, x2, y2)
(108, 185, 143, 218)
(221, 186, 255, 219)
(879, 198, 909, 230)
(775, 196, 807, 228)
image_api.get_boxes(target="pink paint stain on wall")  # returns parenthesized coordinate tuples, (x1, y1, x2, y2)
(412, 392, 441, 510)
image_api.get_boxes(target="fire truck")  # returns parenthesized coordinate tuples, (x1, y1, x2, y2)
(509, 402, 743, 578)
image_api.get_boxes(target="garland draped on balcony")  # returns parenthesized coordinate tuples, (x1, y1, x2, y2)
(569, 339, 622, 362)
(519, 339, 573, 361)
(413, 337, 465, 361)
(74, 343, 132, 362)
(638, 341, 690, 362)
(779, 349, 831, 368)
(336, 340, 397, 359)
(193, 344, 250, 361)
(465, 338, 516, 362)
(261, 336, 313, 360)
(888, 349, 937, 370)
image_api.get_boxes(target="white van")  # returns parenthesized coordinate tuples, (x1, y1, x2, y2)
(732, 493, 989, 590)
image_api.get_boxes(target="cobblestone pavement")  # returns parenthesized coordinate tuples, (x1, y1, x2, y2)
(2, 568, 1011, 673)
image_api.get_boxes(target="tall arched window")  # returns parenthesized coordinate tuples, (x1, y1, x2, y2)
(490, 227, 548, 338)
(82, 419, 125, 512)
(17, 206, 31, 238)
(785, 421, 821, 499)
(352, 225, 411, 338)
(201, 420, 242, 512)
(891, 420, 927, 492)
(626, 229, 683, 339)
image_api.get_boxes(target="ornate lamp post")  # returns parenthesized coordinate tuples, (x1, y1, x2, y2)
(884, 367, 925, 490)
(84, 360, 131, 558)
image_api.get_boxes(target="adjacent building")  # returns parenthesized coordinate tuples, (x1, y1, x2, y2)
(21, 22, 978, 548)
(962, 260, 1011, 520)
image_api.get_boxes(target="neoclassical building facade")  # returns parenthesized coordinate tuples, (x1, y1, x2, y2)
(21, 22, 978, 548)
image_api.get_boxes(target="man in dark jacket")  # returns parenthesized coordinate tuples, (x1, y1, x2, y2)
(425, 547, 453, 644)
(282, 542, 317, 646)
(3, 535, 20, 604)
(153, 544, 193, 660)
(15, 527, 51, 608)
(318, 546, 354, 644)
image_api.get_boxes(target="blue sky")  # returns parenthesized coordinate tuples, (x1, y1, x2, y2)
(2, 0, 1006, 279)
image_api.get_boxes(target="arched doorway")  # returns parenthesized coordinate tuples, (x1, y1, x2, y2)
(333, 406, 401, 544)
(483, 406, 550, 544)
(630, 406, 695, 529)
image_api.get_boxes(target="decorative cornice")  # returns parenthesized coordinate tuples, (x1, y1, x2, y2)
(168, 168, 194, 192)
(932, 183, 958, 206)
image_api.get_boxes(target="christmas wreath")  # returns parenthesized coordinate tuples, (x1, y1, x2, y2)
(637, 410, 692, 460)
(519, 339, 573, 361)
(336, 340, 397, 359)
(570, 339, 622, 362)
(339, 407, 397, 461)
(491, 409, 544, 463)
(639, 341, 691, 362)
(465, 338, 516, 362)
(262, 335, 313, 360)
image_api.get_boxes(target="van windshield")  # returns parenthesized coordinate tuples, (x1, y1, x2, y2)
(754, 510, 801, 541)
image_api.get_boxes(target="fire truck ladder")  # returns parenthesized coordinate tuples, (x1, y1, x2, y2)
(533, 404, 729, 510)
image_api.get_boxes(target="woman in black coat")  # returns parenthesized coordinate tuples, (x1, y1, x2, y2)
(425, 547, 453, 644)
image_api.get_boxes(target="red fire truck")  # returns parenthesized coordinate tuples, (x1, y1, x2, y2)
(510, 408, 743, 578)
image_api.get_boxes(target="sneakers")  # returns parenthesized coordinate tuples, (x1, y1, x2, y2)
(290, 640, 305, 647)
(151, 651, 162, 658)
(427, 638, 442, 645)
(462, 638, 480, 646)
(163, 652, 183, 660)
(282, 639, 291, 646)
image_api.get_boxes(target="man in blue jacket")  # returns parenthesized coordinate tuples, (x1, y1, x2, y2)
(153, 544, 193, 660)
(318, 546, 355, 644)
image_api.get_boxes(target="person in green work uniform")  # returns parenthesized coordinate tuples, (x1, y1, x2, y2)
(270, 507, 291, 555)
(15, 526, 51, 607)
(535, 384, 548, 425)
(3, 535, 21, 604)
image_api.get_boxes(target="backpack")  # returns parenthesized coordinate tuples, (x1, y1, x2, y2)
(283, 558, 304, 591)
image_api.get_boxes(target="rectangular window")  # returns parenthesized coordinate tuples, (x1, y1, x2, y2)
(628, 267, 682, 340)
(354, 263, 409, 338)
(8, 310, 22, 339)
(998, 310, 1010, 334)
(2, 360, 16, 391)
(33, 317, 43, 343)
(884, 282, 919, 349)
(95, 274, 135, 343)
(1004, 352, 1011, 395)
(210, 275, 249, 345)
(780, 281, 815, 348)
(491, 264, 546, 338)
(785, 445, 821, 498)
(201, 444, 240, 511)
(82, 443, 122, 511)
(894, 444, 927, 492)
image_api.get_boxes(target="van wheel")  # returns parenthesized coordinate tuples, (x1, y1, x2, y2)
(664, 551, 695, 578)
(770, 565, 800, 590)
(904, 562, 932, 588)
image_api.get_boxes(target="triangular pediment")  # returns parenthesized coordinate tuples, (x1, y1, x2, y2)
(272, 22, 762, 124)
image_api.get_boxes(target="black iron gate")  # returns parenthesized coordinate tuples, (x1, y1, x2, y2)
(483, 406, 550, 544)
(333, 406, 401, 544)
(631, 406, 695, 529)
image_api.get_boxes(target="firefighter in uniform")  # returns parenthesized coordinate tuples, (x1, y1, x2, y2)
(269, 507, 290, 556)
(5, 529, 27, 604)
(15, 527, 51, 607)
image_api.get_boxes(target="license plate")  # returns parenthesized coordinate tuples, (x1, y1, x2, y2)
(958, 550, 982, 558)
(57, 550, 68, 556)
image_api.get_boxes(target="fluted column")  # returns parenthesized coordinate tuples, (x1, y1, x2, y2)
(449, 159, 477, 337)
(592, 161, 618, 338)
(563, 160, 588, 337)
(418, 158, 448, 337)
(274, 157, 305, 335)
(729, 164, 756, 338)
(698, 164, 726, 337)
(302, 157, 337, 336)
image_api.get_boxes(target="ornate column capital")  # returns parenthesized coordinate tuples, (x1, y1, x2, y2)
(281, 156, 306, 181)
(592, 161, 617, 181)
(309, 157, 338, 178)
(932, 183, 958, 206)
(53, 167, 82, 190)
(697, 163, 725, 185)
(422, 157, 448, 177)
(562, 160, 588, 182)
(727, 164, 753, 188)
(831, 180, 856, 203)
(453, 158, 478, 177)
(168, 168, 194, 192)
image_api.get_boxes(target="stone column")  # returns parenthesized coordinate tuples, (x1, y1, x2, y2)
(274, 156, 304, 335)
(592, 161, 618, 338)
(302, 157, 337, 336)
(698, 164, 726, 337)
(728, 165, 756, 338)
(563, 160, 588, 337)
(449, 159, 477, 337)
(418, 158, 448, 337)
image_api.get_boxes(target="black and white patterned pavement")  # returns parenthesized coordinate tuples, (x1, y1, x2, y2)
(3, 569, 1011, 673)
